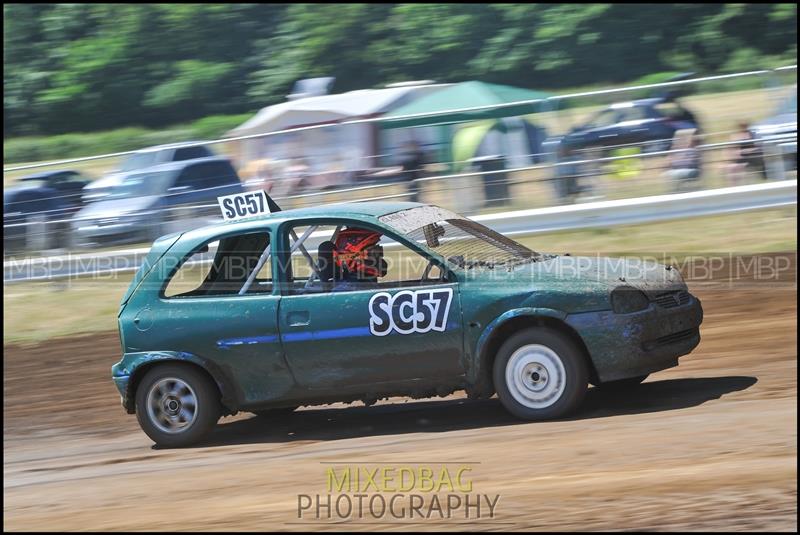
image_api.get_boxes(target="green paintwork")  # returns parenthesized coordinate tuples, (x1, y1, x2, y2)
(112, 201, 703, 414)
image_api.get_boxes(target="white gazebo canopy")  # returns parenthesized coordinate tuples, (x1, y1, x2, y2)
(226, 83, 449, 179)
(228, 84, 448, 137)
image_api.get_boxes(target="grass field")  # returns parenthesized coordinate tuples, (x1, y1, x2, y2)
(4, 206, 795, 345)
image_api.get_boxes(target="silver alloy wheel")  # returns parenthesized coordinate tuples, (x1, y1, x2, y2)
(505, 344, 567, 409)
(146, 377, 198, 434)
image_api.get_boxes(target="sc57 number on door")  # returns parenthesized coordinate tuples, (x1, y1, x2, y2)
(368, 288, 453, 337)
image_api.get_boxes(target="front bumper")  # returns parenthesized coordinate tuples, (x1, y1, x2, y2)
(566, 293, 703, 382)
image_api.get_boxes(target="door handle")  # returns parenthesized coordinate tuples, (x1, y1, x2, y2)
(287, 311, 310, 327)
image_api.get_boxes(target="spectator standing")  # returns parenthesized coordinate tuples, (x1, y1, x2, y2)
(665, 128, 702, 191)
(398, 140, 426, 203)
(553, 144, 583, 202)
(723, 122, 762, 185)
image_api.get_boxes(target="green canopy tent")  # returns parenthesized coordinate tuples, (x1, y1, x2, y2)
(380, 81, 551, 128)
(379, 81, 552, 171)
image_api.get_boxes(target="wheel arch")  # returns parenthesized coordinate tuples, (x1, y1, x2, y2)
(472, 309, 599, 397)
(123, 352, 239, 415)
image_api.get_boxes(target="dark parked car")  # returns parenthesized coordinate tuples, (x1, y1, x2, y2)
(4, 170, 91, 252)
(71, 157, 243, 248)
(555, 96, 701, 155)
(544, 95, 702, 200)
(83, 141, 217, 203)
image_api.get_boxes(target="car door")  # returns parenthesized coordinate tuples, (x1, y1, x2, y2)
(592, 109, 624, 147)
(276, 220, 465, 390)
(619, 105, 662, 147)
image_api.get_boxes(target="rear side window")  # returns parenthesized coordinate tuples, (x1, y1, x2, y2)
(164, 231, 272, 298)
(174, 146, 213, 161)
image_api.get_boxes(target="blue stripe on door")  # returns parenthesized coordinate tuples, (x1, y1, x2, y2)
(217, 326, 373, 347)
(282, 326, 372, 342)
(218, 323, 457, 348)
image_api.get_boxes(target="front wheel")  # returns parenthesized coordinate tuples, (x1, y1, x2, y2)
(493, 328, 588, 420)
(135, 363, 221, 448)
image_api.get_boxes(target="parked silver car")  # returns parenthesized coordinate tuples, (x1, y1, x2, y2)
(72, 157, 243, 248)
(82, 141, 216, 203)
(749, 88, 797, 179)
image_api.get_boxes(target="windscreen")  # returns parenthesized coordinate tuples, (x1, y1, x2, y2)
(379, 206, 540, 270)
(120, 151, 161, 172)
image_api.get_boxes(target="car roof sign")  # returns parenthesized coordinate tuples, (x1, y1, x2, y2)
(217, 190, 282, 222)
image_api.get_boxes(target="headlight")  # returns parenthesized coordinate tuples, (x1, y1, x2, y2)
(611, 286, 650, 314)
(667, 264, 685, 283)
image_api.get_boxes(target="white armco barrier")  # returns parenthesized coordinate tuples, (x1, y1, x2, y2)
(3, 180, 797, 283)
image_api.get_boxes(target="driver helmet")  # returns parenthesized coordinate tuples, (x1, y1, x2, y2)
(334, 228, 387, 279)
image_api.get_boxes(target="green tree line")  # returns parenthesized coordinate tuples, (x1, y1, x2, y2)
(4, 3, 796, 138)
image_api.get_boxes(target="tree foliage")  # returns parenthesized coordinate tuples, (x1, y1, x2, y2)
(4, 3, 796, 137)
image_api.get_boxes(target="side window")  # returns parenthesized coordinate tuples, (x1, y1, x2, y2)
(164, 231, 272, 298)
(204, 162, 239, 188)
(48, 172, 66, 185)
(283, 224, 338, 295)
(61, 171, 85, 184)
(587, 109, 619, 129)
(281, 222, 445, 296)
(621, 106, 649, 122)
(380, 236, 445, 284)
(655, 102, 687, 120)
(174, 146, 212, 161)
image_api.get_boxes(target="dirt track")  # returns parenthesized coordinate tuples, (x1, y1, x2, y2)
(3, 259, 797, 531)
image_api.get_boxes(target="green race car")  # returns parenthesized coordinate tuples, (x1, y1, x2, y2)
(112, 199, 703, 447)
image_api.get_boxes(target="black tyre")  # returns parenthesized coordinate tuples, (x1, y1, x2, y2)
(135, 363, 221, 448)
(251, 406, 298, 418)
(596, 374, 649, 391)
(493, 328, 588, 420)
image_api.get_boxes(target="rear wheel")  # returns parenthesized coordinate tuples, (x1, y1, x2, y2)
(493, 328, 588, 420)
(135, 363, 221, 448)
(596, 374, 649, 391)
